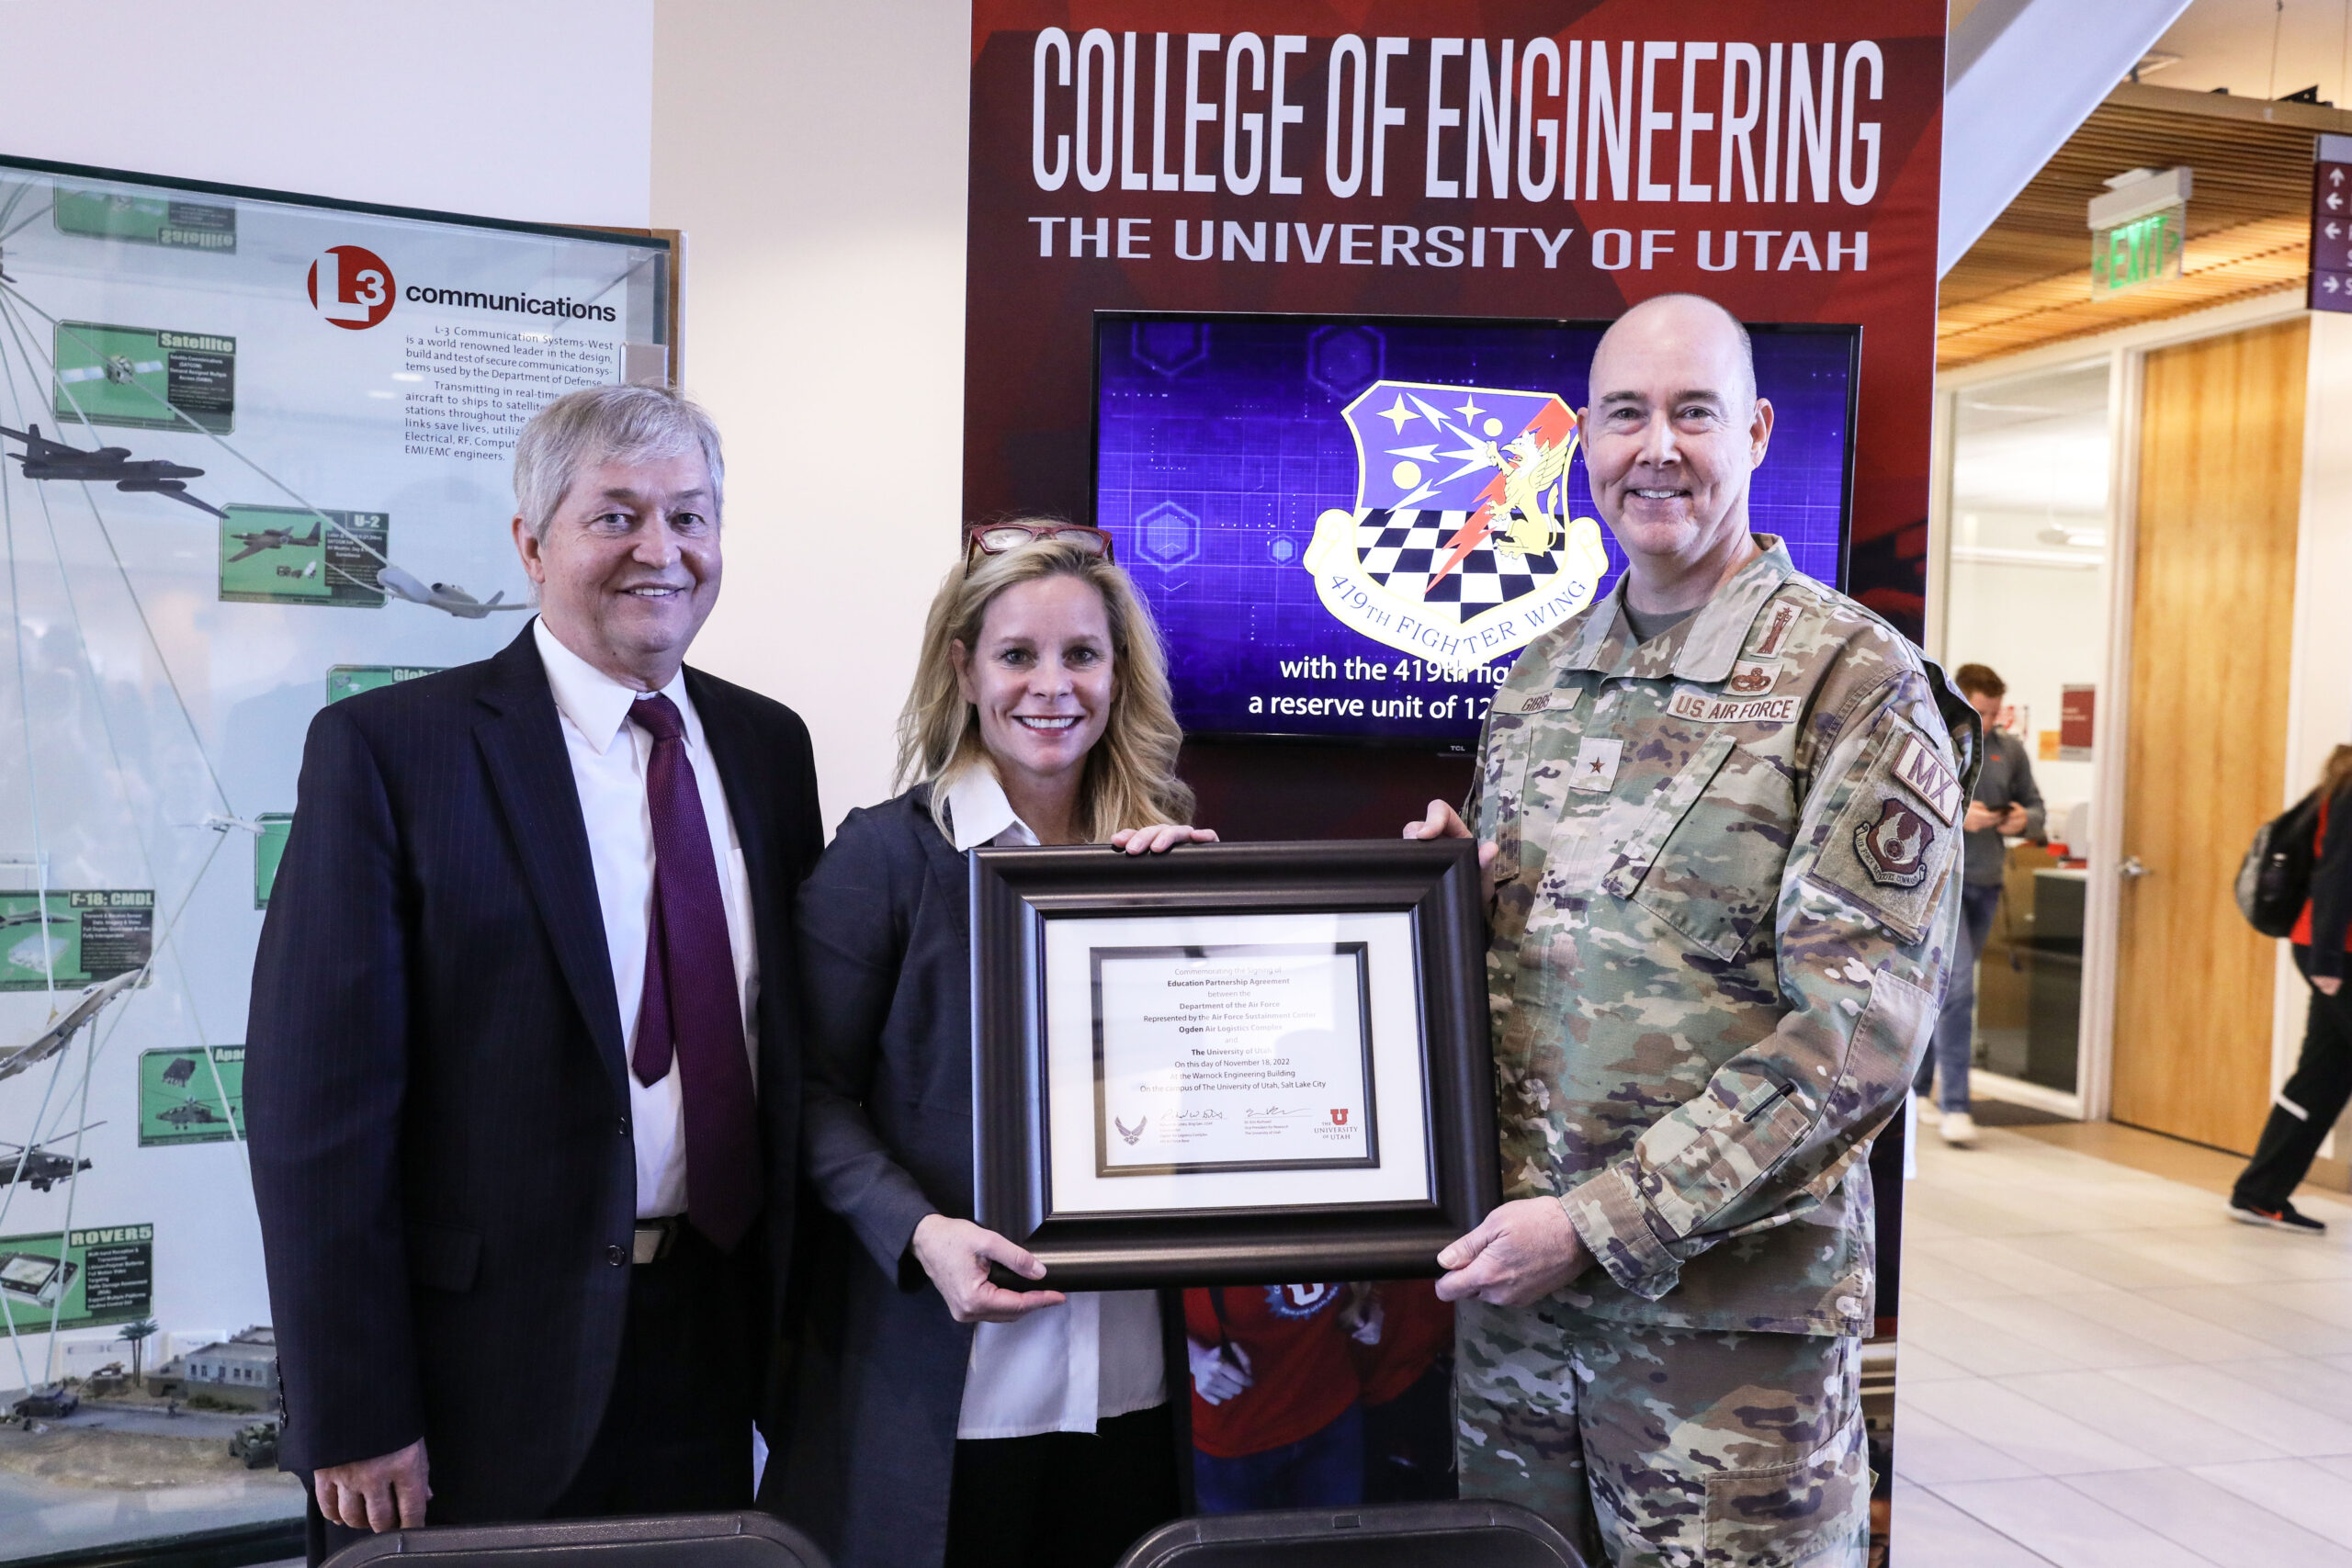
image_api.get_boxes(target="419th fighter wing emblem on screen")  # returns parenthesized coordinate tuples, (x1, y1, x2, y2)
(1302, 381, 1609, 666)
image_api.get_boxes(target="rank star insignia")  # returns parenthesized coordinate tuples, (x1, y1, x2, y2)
(1854, 797, 1937, 888)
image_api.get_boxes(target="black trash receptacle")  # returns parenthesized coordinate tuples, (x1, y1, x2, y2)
(1116, 1500, 1587, 1568)
(322, 1511, 828, 1568)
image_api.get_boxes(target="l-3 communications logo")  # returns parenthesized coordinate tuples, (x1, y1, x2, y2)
(1303, 381, 1609, 665)
(308, 244, 395, 330)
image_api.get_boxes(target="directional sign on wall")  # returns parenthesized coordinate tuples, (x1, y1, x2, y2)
(2310, 134, 2352, 311)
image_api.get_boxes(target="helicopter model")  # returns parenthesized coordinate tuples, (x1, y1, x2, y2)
(156, 1099, 227, 1130)
(0, 1124, 101, 1191)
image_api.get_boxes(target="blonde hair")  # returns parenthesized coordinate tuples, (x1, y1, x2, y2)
(2320, 744, 2352, 803)
(895, 534, 1193, 841)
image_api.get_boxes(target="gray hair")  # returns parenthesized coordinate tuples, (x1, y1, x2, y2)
(512, 384, 725, 540)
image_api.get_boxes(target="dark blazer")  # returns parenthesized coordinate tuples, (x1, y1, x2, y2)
(772, 786, 980, 1568)
(245, 624, 820, 1522)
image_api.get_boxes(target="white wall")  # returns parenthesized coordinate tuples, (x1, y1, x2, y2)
(1944, 510, 2109, 826)
(0, 0, 652, 227)
(650, 0, 969, 830)
(0, 0, 964, 824)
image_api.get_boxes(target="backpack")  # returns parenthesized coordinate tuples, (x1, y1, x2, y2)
(2237, 791, 2324, 938)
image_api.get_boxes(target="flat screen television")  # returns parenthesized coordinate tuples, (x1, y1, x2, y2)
(1091, 312, 1859, 750)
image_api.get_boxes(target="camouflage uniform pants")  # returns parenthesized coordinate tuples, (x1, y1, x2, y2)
(1455, 1298, 1867, 1568)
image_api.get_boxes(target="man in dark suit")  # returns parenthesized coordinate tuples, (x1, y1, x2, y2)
(247, 385, 820, 1558)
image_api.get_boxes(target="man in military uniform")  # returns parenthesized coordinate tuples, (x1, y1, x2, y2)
(1407, 294, 1977, 1567)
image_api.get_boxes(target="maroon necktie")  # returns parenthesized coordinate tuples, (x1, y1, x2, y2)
(629, 693, 758, 1251)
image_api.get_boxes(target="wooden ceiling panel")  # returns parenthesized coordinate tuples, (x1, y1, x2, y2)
(1938, 83, 2352, 369)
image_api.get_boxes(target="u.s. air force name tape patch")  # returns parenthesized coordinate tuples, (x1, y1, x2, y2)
(1889, 730, 1963, 824)
(1668, 691, 1799, 725)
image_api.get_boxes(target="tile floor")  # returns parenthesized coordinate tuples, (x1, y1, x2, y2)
(1893, 1115, 2352, 1565)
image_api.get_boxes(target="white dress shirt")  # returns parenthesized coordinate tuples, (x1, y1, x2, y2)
(940, 767, 1167, 1438)
(534, 618, 760, 1219)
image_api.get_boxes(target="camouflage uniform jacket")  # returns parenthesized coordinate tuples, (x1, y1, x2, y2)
(1469, 536, 1980, 1337)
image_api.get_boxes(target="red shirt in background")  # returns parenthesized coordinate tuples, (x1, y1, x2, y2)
(2291, 798, 2352, 951)
(1183, 1282, 1359, 1459)
(1352, 1280, 1454, 1407)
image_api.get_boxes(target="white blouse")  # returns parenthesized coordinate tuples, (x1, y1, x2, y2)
(940, 767, 1168, 1438)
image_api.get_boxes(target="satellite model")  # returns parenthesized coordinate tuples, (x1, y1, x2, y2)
(0, 423, 226, 518)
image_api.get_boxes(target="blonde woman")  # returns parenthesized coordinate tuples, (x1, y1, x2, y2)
(777, 525, 1213, 1568)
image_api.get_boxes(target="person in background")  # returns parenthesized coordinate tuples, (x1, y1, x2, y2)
(1184, 1282, 1366, 1514)
(777, 527, 1212, 1568)
(1350, 1280, 1458, 1503)
(1926, 663, 2045, 1146)
(2229, 743, 2352, 1235)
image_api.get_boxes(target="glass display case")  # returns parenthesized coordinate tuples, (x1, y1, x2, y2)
(0, 155, 670, 1563)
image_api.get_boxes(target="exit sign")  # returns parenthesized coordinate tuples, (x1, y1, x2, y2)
(2092, 208, 2183, 296)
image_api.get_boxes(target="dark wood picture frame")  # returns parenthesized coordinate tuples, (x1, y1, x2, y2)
(971, 837, 1498, 1290)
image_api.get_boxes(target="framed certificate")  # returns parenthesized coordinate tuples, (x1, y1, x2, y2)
(971, 838, 1498, 1289)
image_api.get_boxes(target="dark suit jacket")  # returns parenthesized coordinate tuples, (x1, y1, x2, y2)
(772, 786, 978, 1568)
(246, 624, 820, 1522)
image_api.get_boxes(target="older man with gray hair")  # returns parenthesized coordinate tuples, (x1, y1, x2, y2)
(249, 385, 821, 1559)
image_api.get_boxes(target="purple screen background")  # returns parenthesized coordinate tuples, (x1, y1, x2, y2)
(1092, 316, 1856, 748)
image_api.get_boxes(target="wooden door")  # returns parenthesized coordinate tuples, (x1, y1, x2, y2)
(2111, 318, 2306, 1153)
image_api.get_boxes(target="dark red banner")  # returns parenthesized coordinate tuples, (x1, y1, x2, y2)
(967, 0, 1947, 635)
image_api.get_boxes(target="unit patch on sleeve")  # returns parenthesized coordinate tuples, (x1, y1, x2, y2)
(1804, 716, 1962, 943)
(1889, 728, 1964, 825)
(1853, 798, 1938, 887)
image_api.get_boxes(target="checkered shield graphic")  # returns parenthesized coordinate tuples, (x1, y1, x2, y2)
(1337, 382, 1580, 627)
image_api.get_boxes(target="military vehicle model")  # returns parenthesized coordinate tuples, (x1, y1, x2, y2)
(10, 1385, 78, 1421)
(230, 1421, 280, 1468)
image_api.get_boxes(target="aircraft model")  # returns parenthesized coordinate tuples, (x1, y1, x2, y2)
(0, 1124, 102, 1191)
(224, 520, 322, 562)
(157, 1100, 226, 1130)
(0, 423, 225, 519)
(0, 970, 144, 1088)
(378, 562, 529, 619)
